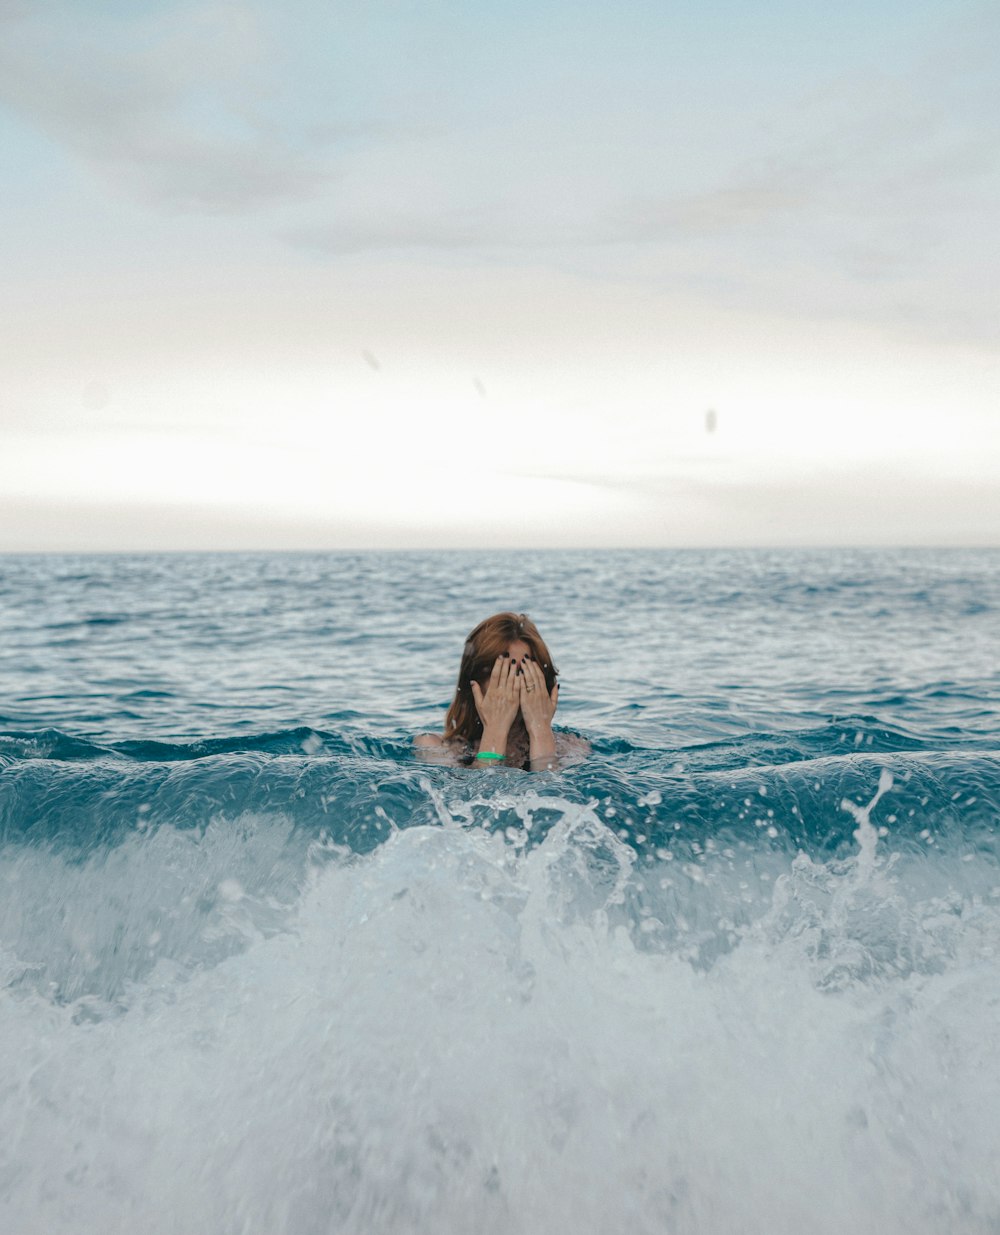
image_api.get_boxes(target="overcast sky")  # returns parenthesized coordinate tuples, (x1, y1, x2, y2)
(2, 0, 998, 550)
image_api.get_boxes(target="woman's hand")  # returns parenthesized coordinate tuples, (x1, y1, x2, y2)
(518, 656, 558, 732)
(519, 656, 558, 766)
(471, 655, 521, 753)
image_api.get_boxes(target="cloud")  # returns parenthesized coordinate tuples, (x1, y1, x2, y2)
(3, 0, 998, 364)
(597, 11, 1000, 334)
(0, 494, 380, 552)
(616, 182, 812, 240)
(6, 461, 998, 551)
(286, 211, 501, 257)
(278, 13, 999, 362)
(509, 463, 1000, 547)
(0, 2, 329, 211)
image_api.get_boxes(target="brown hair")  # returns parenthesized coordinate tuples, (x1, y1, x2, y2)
(444, 612, 558, 745)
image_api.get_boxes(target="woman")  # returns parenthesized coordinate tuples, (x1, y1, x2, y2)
(415, 612, 588, 769)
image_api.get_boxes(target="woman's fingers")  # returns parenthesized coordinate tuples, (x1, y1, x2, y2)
(518, 662, 537, 708)
(466, 681, 486, 721)
(523, 657, 545, 694)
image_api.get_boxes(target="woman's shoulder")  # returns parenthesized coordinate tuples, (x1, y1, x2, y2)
(413, 732, 468, 764)
(413, 732, 445, 748)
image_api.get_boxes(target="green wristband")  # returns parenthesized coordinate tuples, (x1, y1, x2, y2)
(475, 751, 505, 761)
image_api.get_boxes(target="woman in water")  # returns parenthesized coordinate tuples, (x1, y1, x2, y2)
(415, 612, 588, 770)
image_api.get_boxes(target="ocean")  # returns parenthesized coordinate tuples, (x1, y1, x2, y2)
(1, 548, 999, 1234)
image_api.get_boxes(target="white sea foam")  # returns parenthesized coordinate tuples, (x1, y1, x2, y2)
(2, 795, 1000, 1234)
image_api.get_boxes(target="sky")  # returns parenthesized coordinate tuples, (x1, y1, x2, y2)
(1, 0, 998, 550)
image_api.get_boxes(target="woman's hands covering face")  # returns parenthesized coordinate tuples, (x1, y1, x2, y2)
(472, 653, 559, 746)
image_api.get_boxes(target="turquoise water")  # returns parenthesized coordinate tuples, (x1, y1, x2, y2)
(2, 549, 999, 1233)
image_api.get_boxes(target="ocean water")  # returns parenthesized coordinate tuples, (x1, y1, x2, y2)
(1, 547, 999, 1235)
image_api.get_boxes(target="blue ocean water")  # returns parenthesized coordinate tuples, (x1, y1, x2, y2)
(1, 548, 999, 1234)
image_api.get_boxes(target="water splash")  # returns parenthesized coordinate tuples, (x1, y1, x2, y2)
(841, 766, 895, 879)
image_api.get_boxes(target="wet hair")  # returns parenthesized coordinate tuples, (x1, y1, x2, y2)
(444, 612, 558, 745)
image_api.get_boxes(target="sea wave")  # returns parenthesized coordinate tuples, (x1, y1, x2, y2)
(2, 725, 998, 858)
(1, 762, 999, 1233)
